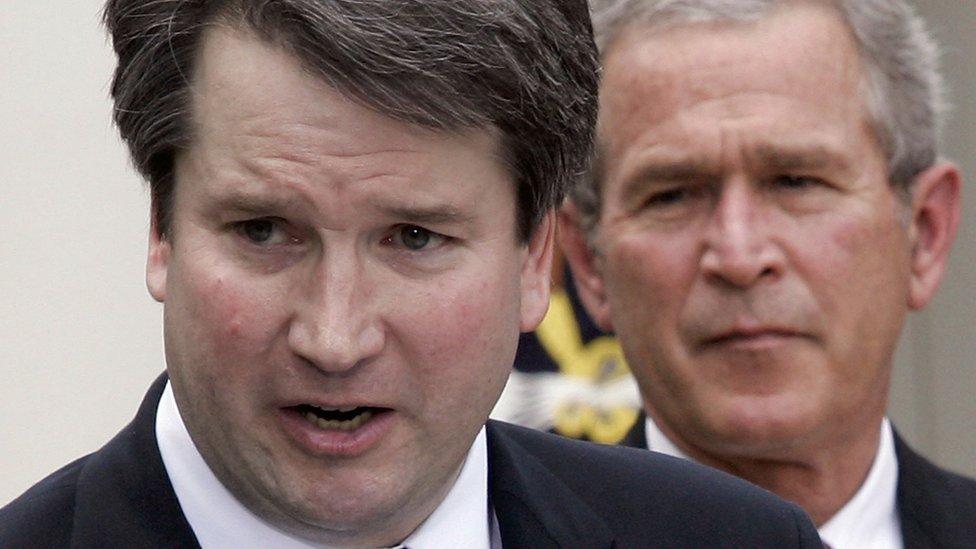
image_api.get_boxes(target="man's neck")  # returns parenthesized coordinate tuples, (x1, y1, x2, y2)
(647, 411, 884, 526)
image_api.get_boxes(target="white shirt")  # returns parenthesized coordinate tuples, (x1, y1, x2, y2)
(156, 381, 500, 548)
(644, 416, 903, 549)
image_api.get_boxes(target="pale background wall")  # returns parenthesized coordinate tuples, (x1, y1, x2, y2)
(0, 1, 972, 505)
(889, 1, 976, 482)
(1, 2, 165, 505)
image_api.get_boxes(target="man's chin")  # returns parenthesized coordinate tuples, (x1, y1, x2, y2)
(252, 482, 410, 546)
(696, 407, 827, 460)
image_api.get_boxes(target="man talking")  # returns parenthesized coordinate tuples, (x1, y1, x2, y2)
(0, 0, 822, 547)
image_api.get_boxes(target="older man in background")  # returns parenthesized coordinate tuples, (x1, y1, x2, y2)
(560, 0, 976, 547)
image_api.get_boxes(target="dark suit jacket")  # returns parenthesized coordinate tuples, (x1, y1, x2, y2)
(1, 375, 821, 548)
(620, 413, 976, 549)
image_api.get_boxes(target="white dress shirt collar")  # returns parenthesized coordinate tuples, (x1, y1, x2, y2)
(156, 381, 496, 548)
(644, 415, 902, 549)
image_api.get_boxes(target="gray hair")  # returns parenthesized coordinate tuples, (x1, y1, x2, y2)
(573, 0, 946, 231)
(103, 0, 599, 242)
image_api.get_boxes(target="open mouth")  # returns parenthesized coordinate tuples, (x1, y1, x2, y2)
(291, 404, 387, 432)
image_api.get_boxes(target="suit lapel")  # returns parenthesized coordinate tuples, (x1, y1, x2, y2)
(893, 430, 960, 549)
(486, 422, 613, 549)
(70, 373, 199, 548)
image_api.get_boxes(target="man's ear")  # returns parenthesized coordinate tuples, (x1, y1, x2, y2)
(146, 207, 170, 303)
(907, 161, 961, 310)
(557, 202, 613, 331)
(519, 211, 556, 332)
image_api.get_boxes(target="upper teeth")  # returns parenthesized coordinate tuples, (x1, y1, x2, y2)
(313, 405, 357, 413)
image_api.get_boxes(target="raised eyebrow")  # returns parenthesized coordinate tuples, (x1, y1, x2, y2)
(378, 204, 476, 225)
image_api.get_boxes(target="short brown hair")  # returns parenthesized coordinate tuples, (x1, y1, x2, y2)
(103, 0, 599, 242)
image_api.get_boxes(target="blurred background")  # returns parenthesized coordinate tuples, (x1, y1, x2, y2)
(1, 1, 972, 505)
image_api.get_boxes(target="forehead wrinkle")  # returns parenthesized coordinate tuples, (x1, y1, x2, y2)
(224, 105, 438, 168)
(235, 143, 431, 191)
(232, 109, 442, 160)
(224, 129, 442, 213)
(231, 117, 334, 168)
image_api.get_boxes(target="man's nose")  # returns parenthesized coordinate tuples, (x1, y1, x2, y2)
(287, 257, 385, 373)
(699, 181, 785, 288)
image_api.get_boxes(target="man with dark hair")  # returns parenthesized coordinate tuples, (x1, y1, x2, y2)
(560, 0, 976, 547)
(1, 1, 822, 547)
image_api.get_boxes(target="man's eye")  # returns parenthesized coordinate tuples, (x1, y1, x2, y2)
(237, 218, 290, 246)
(388, 225, 446, 251)
(773, 175, 822, 190)
(642, 186, 704, 212)
(646, 188, 688, 207)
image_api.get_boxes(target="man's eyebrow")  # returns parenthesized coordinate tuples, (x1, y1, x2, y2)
(377, 204, 475, 225)
(619, 158, 717, 199)
(751, 143, 849, 172)
(628, 160, 714, 183)
(208, 190, 304, 215)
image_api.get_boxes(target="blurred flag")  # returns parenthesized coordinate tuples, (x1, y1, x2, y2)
(492, 258, 641, 444)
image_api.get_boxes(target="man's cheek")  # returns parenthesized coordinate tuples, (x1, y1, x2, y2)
(610, 249, 674, 323)
(188, 274, 281, 350)
(415, 281, 512, 365)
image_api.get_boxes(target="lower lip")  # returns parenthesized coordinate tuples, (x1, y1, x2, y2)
(277, 408, 397, 458)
